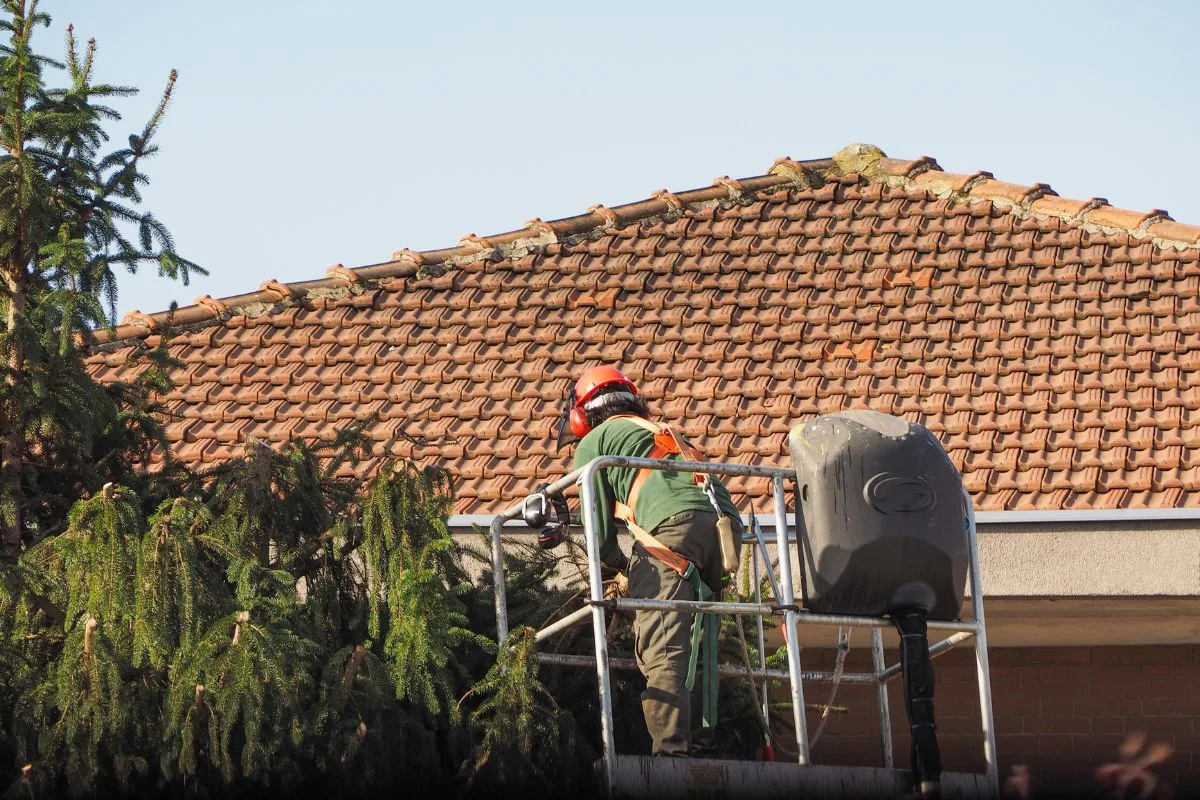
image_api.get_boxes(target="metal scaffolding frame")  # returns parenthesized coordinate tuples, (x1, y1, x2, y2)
(487, 455, 1000, 798)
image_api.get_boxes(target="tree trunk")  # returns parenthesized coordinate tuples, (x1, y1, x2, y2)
(1, 264, 25, 560)
(1, 1, 30, 561)
(341, 644, 366, 693)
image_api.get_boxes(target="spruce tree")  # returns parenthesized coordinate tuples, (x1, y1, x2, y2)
(465, 627, 595, 795)
(0, 0, 201, 559)
(4, 427, 500, 795)
(14, 484, 155, 796)
(384, 537, 492, 723)
(163, 607, 318, 786)
(133, 496, 222, 670)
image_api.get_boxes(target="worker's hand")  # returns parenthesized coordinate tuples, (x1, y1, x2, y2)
(603, 572, 629, 600)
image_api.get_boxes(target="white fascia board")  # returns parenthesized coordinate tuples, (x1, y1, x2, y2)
(449, 508, 1200, 530)
(448, 515, 527, 529)
(973, 508, 1200, 524)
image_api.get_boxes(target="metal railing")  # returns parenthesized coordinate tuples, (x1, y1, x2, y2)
(487, 456, 1000, 797)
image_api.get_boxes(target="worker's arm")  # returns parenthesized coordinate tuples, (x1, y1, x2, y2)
(574, 432, 628, 571)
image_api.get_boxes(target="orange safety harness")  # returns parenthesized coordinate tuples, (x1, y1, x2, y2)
(610, 415, 710, 575)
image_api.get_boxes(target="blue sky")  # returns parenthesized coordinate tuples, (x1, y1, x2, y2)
(46, 0, 1200, 319)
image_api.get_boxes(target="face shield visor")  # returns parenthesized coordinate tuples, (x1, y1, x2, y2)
(555, 386, 578, 451)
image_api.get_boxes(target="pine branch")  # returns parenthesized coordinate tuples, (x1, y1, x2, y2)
(0, 562, 64, 626)
(464, 627, 592, 792)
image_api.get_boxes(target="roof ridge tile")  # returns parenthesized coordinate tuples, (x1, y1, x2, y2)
(88, 143, 1200, 346)
(767, 158, 827, 188)
(120, 309, 160, 331)
(258, 279, 295, 300)
(585, 204, 620, 228)
(194, 294, 229, 317)
(458, 233, 494, 252)
(390, 247, 426, 266)
(712, 175, 748, 199)
(324, 263, 362, 285)
(649, 189, 684, 209)
(523, 217, 559, 238)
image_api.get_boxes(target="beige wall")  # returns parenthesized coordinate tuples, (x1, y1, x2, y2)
(977, 520, 1200, 597)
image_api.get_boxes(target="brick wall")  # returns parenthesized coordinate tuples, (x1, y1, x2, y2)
(789, 645, 1199, 795)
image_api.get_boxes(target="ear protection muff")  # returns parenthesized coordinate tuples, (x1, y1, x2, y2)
(568, 406, 591, 438)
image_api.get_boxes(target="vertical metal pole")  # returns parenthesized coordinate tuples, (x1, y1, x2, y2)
(964, 493, 1000, 796)
(490, 517, 509, 645)
(752, 518, 769, 735)
(871, 627, 895, 769)
(773, 475, 810, 764)
(580, 462, 618, 797)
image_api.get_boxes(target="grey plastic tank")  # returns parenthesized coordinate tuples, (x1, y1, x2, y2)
(788, 410, 969, 621)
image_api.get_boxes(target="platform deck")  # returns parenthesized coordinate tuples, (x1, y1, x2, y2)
(610, 755, 993, 799)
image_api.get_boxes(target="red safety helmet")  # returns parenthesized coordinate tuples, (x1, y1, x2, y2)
(556, 365, 639, 447)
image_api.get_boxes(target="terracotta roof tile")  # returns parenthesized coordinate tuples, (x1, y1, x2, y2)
(84, 144, 1200, 512)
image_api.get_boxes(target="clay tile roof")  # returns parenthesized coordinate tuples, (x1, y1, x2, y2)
(85, 143, 1200, 513)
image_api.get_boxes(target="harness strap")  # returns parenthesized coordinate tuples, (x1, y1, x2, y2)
(681, 570, 720, 728)
(622, 515, 693, 577)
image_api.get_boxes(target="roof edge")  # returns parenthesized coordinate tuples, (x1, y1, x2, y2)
(447, 508, 1200, 530)
(89, 143, 1200, 346)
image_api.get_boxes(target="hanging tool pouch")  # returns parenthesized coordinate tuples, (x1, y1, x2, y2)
(892, 609, 942, 796)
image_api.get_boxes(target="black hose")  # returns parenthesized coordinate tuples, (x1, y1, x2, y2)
(891, 608, 942, 797)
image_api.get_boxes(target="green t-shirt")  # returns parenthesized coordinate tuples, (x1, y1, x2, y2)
(573, 416, 740, 568)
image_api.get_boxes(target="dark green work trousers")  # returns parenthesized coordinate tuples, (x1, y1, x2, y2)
(627, 509, 739, 756)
